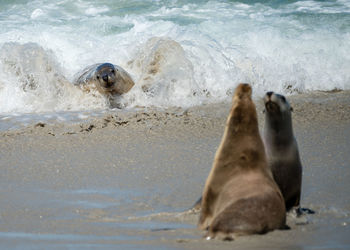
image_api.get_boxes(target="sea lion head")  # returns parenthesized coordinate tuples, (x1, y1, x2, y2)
(263, 91, 294, 135)
(95, 63, 117, 90)
(230, 83, 257, 131)
(264, 91, 293, 115)
(233, 83, 252, 102)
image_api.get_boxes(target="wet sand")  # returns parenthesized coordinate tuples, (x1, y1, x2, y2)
(0, 90, 349, 249)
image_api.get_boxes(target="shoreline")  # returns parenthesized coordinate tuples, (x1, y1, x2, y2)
(0, 90, 349, 249)
(2, 89, 350, 136)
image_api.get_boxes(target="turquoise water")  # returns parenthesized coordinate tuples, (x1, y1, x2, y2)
(0, 0, 349, 113)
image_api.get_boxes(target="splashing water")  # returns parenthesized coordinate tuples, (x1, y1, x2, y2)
(0, 0, 349, 115)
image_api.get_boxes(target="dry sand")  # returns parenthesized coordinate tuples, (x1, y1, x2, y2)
(0, 90, 349, 249)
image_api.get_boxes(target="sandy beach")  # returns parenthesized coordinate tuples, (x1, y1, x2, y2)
(0, 90, 349, 249)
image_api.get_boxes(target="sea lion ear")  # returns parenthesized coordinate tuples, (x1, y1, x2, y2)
(290, 107, 293, 112)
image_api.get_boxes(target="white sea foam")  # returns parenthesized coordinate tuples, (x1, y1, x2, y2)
(30, 9, 45, 19)
(123, 37, 200, 107)
(0, 43, 108, 113)
(0, 0, 349, 115)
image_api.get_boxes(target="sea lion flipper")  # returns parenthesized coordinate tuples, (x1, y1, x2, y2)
(296, 207, 316, 216)
(191, 196, 202, 212)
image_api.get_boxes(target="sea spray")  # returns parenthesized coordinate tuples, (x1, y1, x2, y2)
(124, 37, 200, 107)
(0, 43, 108, 113)
(0, 0, 349, 115)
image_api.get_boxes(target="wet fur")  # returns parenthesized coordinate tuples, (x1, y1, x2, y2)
(198, 84, 286, 240)
(74, 63, 134, 97)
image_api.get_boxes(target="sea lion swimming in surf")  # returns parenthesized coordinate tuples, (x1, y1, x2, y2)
(198, 83, 287, 240)
(73, 63, 135, 97)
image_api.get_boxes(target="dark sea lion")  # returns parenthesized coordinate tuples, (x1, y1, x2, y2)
(198, 84, 287, 240)
(74, 63, 135, 97)
(263, 91, 305, 212)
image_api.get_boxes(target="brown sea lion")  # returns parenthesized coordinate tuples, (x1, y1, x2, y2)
(263, 91, 302, 212)
(73, 63, 134, 97)
(198, 84, 287, 240)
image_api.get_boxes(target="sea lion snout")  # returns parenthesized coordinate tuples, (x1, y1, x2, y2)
(102, 74, 109, 82)
(265, 101, 279, 113)
(100, 73, 115, 88)
(264, 92, 284, 113)
(264, 92, 292, 114)
(264, 91, 275, 103)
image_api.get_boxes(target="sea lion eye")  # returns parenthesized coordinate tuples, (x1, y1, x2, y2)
(96, 75, 100, 79)
(111, 69, 115, 74)
(281, 96, 286, 102)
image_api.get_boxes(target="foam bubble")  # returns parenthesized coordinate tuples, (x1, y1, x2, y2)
(30, 9, 45, 19)
(85, 6, 109, 16)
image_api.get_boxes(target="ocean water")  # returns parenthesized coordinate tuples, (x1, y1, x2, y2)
(0, 0, 349, 117)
